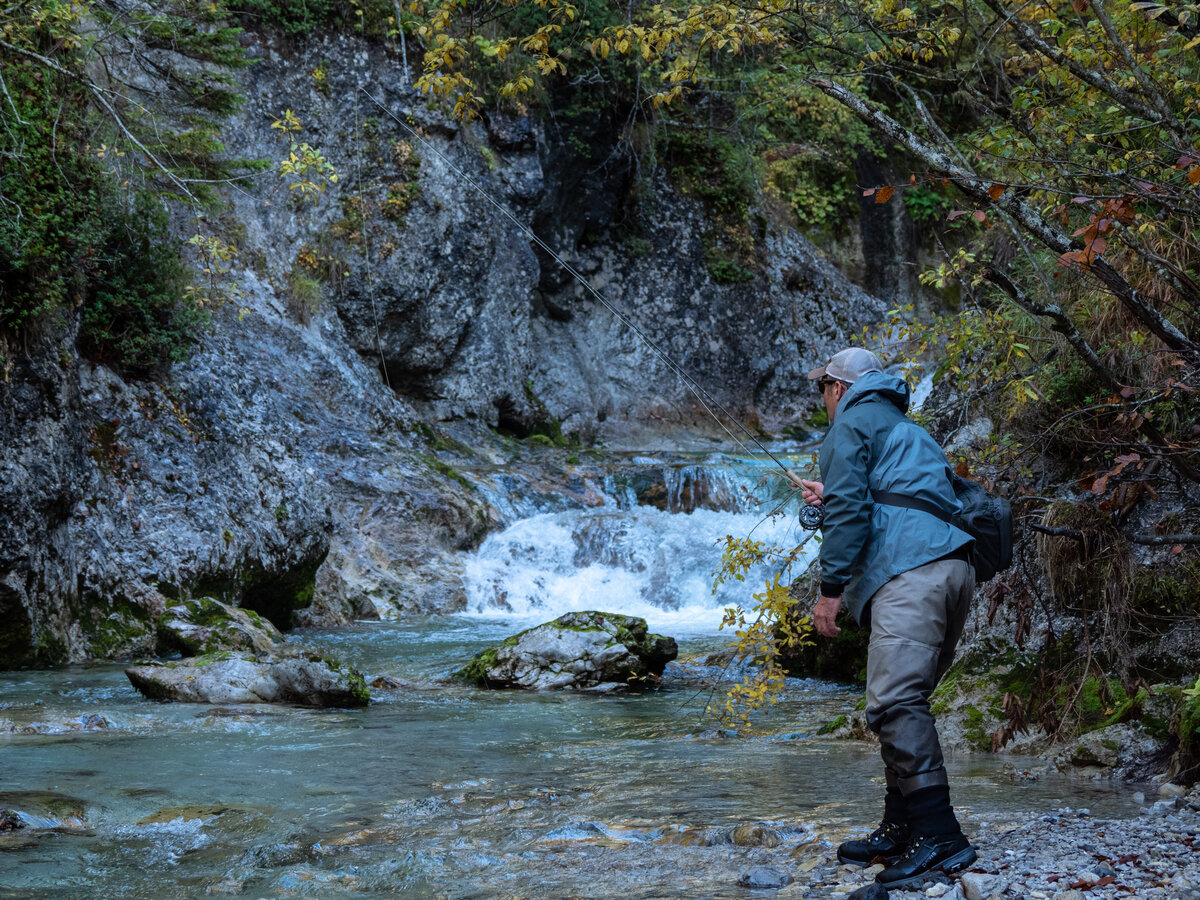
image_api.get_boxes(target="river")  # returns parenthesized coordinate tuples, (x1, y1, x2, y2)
(0, 449, 1143, 898)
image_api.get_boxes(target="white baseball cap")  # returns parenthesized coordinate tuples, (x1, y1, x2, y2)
(807, 347, 883, 384)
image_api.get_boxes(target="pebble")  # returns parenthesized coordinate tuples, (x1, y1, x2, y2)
(738, 866, 793, 889)
(959, 872, 998, 900)
(847, 884, 888, 899)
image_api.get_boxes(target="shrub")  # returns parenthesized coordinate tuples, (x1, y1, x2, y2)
(80, 199, 210, 376)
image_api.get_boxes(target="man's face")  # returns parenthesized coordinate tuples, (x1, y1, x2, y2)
(819, 378, 848, 421)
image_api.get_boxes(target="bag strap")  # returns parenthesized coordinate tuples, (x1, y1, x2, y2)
(870, 488, 954, 524)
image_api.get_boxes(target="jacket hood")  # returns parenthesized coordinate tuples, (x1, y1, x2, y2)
(838, 370, 910, 415)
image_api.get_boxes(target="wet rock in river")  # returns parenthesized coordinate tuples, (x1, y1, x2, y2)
(0, 792, 89, 833)
(158, 596, 283, 656)
(455, 611, 677, 690)
(125, 647, 369, 706)
(738, 865, 793, 889)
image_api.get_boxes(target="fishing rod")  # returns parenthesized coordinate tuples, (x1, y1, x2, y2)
(357, 88, 812, 490)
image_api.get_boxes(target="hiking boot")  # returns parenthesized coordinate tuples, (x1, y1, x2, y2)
(875, 832, 977, 889)
(837, 821, 912, 866)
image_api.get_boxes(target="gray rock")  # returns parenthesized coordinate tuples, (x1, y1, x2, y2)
(959, 872, 999, 900)
(125, 648, 369, 706)
(158, 597, 283, 656)
(0, 792, 89, 832)
(457, 611, 677, 690)
(737, 866, 793, 889)
(848, 884, 889, 899)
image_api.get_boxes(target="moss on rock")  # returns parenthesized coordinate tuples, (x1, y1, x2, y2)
(455, 611, 678, 690)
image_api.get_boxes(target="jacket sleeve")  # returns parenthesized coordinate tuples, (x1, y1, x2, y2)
(818, 409, 875, 597)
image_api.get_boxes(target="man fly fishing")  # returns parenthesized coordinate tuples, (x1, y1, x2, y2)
(796, 347, 979, 890)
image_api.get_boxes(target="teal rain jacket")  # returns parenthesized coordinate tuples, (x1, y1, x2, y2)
(816, 371, 973, 623)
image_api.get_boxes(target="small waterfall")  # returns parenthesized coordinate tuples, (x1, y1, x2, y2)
(461, 456, 817, 635)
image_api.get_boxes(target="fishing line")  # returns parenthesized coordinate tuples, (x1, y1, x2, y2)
(358, 88, 801, 482)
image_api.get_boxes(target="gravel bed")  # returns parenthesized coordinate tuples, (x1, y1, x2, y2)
(771, 784, 1200, 899)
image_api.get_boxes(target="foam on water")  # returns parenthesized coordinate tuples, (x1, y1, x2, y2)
(461, 485, 817, 636)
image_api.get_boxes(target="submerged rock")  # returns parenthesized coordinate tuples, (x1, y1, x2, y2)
(738, 866, 793, 889)
(456, 611, 677, 690)
(0, 792, 89, 833)
(125, 647, 369, 707)
(158, 596, 283, 656)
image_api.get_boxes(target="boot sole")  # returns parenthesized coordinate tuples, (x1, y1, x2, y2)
(875, 846, 978, 890)
(836, 851, 903, 868)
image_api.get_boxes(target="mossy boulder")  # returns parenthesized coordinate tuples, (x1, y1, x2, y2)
(158, 596, 283, 657)
(456, 611, 678, 690)
(778, 609, 869, 684)
(125, 647, 369, 707)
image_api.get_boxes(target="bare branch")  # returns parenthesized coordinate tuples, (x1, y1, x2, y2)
(809, 76, 1200, 363)
(0, 37, 199, 204)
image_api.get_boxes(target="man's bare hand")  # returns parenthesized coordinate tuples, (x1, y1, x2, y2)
(800, 479, 824, 507)
(813, 594, 841, 637)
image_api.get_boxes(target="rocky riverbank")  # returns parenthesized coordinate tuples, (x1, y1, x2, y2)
(765, 784, 1200, 898)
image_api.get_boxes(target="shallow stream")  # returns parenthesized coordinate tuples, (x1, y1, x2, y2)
(1, 450, 1145, 898)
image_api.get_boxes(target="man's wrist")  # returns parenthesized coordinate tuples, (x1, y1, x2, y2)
(819, 581, 845, 598)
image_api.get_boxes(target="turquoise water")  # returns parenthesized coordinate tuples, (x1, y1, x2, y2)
(0, 618, 1143, 899)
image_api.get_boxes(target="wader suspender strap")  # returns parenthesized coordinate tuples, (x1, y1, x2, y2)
(870, 489, 954, 524)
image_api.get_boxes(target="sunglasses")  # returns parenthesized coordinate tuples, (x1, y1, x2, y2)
(816, 377, 839, 395)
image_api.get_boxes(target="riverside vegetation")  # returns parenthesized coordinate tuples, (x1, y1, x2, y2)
(2, 0, 1200, 890)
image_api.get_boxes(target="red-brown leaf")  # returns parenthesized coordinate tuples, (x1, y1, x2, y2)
(973, 209, 986, 222)
(876, 185, 895, 203)
(1189, 166, 1200, 185)
(1171, 544, 1184, 555)
(988, 184, 1004, 201)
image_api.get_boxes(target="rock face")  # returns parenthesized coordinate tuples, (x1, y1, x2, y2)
(125, 648, 369, 707)
(457, 611, 677, 690)
(221, 31, 885, 439)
